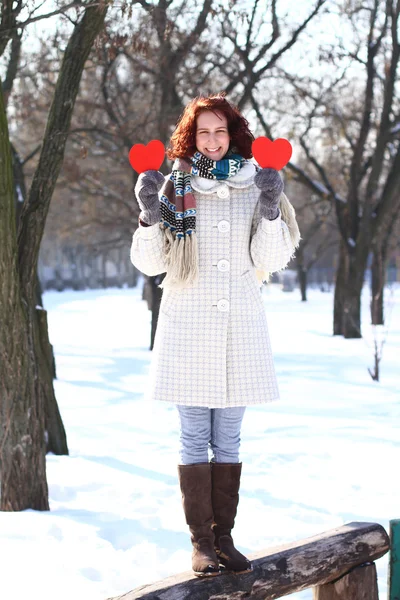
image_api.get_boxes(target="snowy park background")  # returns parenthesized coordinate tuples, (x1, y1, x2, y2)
(0, 282, 398, 600)
(1, 1, 400, 599)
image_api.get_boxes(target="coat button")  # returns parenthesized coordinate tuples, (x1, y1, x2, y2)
(217, 186, 229, 199)
(217, 299, 229, 312)
(218, 220, 230, 232)
(217, 259, 230, 272)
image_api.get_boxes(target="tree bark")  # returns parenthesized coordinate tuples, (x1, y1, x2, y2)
(313, 563, 379, 599)
(334, 240, 368, 339)
(295, 244, 307, 302)
(370, 242, 385, 326)
(298, 266, 307, 302)
(370, 201, 400, 326)
(342, 275, 363, 339)
(0, 2, 108, 510)
(149, 275, 165, 351)
(12, 144, 68, 455)
(36, 306, 68, 455)
(0, 85, 49, 510)
(333, 239, 347, 336)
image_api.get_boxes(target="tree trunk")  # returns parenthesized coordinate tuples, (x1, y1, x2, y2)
(370, 243, 385, 325)
(334, 240, 368, 338)
(149, 275, 164, 351)
(333, 240, 347, 336)
(17, 3, 109, 297)
(295, 245, 307, 301)
(371, 204, 400, 326)
(12, 144, 68, 455)
(1, 2, 108, 510)
(36, 306, 68, 455)
(0, 85, 49, 510)
(298, 266, 307, 302)
(342, 280, 363, 339)
(100, 253, 105, 287)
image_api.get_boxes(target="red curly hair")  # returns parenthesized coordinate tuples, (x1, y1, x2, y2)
(166, 93, 254, 160)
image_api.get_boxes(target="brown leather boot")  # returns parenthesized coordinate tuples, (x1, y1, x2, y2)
(178, 463, 222, 577)
(211, 462, 252, 574)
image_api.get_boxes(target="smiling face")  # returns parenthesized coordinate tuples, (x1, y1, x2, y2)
(195, 110, 230, 161)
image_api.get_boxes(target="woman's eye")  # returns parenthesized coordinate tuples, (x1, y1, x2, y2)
(197, 131, 227, 136)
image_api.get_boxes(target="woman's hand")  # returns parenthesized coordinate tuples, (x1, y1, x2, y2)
(134, 170, 165, 225)
(254, 168, 283, 221)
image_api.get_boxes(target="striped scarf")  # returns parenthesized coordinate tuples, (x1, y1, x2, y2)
(159, 151, 245, 289)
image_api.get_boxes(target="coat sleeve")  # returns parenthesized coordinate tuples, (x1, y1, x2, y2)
(130, 223, 167, 276)
(250, 197, 295, 273)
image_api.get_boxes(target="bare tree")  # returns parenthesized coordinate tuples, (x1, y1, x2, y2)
(0, 0, 109, 511)
(328, 0, 400, 338)
(248, 1, 399, 338)
(213, 0, 328, 108)
(55, 0, 216, 347)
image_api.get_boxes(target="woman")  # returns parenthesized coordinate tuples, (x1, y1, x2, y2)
(130, 94, 300, 577)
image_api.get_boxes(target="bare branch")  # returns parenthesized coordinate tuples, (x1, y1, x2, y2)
(171, 0, 213, 72)
(364, 0, 400, 225)
(2, 30, 22, 106)
(348, 0, 389, 241)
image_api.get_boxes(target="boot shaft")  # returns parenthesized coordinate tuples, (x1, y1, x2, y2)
(178, 463, 214, 542)
(178, 462, 221, 575)
(211, 462, 242, 537)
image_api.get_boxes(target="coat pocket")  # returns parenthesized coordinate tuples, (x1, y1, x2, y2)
(241, 269, 264, 313)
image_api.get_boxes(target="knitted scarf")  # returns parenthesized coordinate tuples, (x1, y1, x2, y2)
(159, 151, 245, 289)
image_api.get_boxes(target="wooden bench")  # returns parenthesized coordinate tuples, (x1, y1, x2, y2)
(106, 521, 391, 599)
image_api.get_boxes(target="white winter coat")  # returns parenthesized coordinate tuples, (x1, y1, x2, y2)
(130, 162, 295, 408)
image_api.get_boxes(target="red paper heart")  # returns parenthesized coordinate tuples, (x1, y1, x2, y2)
(252, 137, 292, 170)
(129, 140, 165, 174)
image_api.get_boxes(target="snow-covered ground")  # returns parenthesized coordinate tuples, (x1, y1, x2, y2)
(1, 283, 399, 600)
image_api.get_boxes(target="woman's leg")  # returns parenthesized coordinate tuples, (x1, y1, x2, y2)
(210, 406, 246, 463)
(176, 405, 211, 464)
(210, 407, 252, 573)
(176, 406, 222, 576)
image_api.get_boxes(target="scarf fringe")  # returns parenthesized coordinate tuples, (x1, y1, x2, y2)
(280, 192, 301, 250)
(159, 226, 199, 290)
(257, 192, 301, 285)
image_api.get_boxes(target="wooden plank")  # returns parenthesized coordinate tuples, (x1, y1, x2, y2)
(105, 521, 389, 600)
(313, 563, 379, 599)
(389, 519, 400, 600)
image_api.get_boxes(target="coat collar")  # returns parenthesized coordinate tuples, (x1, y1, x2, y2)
(191, 161, 256, 194)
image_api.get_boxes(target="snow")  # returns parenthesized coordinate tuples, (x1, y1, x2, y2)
(16, 183, 24, 203)
(311, 180, 329, 195)
(1, 283, 399, 600)
(334, 192, 347, 203)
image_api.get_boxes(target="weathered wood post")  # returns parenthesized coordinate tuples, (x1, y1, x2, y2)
(389, 519, 400, 600)
(313, 563, 379, 599)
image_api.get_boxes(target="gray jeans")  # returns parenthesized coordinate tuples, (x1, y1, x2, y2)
(177, 406, 246, 464)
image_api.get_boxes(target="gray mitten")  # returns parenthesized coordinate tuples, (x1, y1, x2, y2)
(134, 170, 165, 225)
(254, 168, 284, 220)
